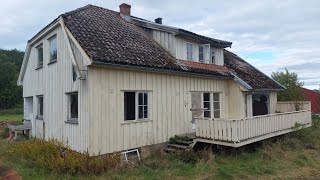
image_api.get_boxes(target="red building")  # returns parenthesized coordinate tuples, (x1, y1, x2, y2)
(303, 88, 320, 114)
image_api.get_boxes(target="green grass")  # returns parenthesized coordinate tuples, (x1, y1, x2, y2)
(1, 114, 320, 179)
(0, 114, 23, 122)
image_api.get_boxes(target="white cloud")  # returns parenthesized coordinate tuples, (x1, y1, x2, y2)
(0, 0, 319, 89)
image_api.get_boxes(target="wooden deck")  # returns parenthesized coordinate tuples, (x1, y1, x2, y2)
(194, 101, 312, 147)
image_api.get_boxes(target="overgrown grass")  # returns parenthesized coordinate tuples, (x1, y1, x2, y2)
(0, 114, 23, 122)
(1, 115, 320, 179)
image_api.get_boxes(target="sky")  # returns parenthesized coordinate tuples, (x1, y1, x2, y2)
(1, 0, 319, 89)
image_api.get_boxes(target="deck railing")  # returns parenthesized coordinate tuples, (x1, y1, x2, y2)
(196, 109, 312, 144)
(276, 101, 311, 112)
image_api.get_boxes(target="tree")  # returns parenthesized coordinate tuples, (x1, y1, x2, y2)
(0, 49, 24, 109)
(271, 69, 304, 102)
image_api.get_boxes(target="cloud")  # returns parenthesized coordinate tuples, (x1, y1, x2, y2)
(0, 0, 319, 89)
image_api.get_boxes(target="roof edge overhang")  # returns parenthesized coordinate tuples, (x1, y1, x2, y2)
(91, 61, 233, 80)
(131, 16, 232, 48)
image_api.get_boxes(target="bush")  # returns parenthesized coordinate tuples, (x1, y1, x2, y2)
(9, 139, 121, 175)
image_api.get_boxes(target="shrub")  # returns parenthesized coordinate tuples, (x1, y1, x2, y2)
(9, 139, 121, 175)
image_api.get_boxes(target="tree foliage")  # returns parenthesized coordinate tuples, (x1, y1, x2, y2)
(271, 69, 304, 102)
(0, 49, 24, 109)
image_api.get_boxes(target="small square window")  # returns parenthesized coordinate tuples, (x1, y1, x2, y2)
(49, 35, 57, 62)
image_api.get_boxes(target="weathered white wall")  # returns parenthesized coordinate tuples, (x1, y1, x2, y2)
(87, 66, 247, 155)
(22, 25, 90, 152)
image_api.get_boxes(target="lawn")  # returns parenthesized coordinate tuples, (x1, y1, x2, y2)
(0, 114, 23, 122)
(1, 115, 320, 179)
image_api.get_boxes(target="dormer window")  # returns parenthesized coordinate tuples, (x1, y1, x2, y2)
(199, 46, 204, 63)
(186, 43, 193, 60)
(211, 49, 216, 64)
(199, 44, 210, 63)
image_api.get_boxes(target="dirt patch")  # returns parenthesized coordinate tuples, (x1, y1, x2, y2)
(1, 170, 22, 180)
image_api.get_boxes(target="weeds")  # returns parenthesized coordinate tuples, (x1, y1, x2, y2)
(8, 139, 121, 175)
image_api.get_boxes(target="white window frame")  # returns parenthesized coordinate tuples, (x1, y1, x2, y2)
(211, 49, 216, 64)
(201, 92, 221, 119)
(36, 95, 43, 119)
(186, 43, 194, 60)
(36, 43, 43, 68)
(66, 92, 79, 122)
(48, 34, 57, 62)
(124, 91, 150, 121)
(199, 44, 210, 63)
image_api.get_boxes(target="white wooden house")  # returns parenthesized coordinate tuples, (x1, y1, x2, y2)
(18, 3, 312, 155)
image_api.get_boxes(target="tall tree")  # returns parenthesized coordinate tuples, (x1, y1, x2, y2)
(0, 49, 24, 109)
(271, 69, 304, 102)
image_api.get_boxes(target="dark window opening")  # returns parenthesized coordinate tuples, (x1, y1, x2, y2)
(38, 96, 43, 116)
(203, 93, 211, 118)
(72, 65, 77, 81)
(124, 92, 136, 120)
(70, 93, 78, 118)
(37, 45, 43, 67)
(253, 94, 269, 116)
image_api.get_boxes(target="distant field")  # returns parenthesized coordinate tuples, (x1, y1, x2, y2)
(0, 114, 22, 122)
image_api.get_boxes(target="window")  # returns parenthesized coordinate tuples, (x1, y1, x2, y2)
(213, 93, 220, 118)
(211, 49, 216, 64)
(202, 92, 221, 118)
(37, 44, 43, 68)
(199, 46, 204, 62)
(49, 35, 57, 62)
(72, 65, 77, 81)
(67, 92, 78, 120)
(124, 91, 149, 121)
(203, 93, 211, 118)
(187, 43, 193, 60)
(37, 95, 43, 119)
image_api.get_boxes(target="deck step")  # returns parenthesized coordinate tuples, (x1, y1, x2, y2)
(167, 143, 189, 150)
(175, 140, 193, 146)
(165, 148, 178, 153)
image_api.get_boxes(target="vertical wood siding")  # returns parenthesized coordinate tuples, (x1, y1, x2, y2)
(88, 66, 246, 155)
(22, 25, 89, 152)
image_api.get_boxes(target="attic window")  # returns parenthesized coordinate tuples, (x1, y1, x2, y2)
(199, 46, 204, 63)
(48, 35, 57, 62)
(186, 43, 193, 60)
(211, 49, 216, 64)
(36, 44, 43, 68)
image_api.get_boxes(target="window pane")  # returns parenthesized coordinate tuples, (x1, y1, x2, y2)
(70, 93, 78, 118)
(72, 65, 77, 81)
(187, 44, 193, 60)
(144, 93, 148, 105)
(213, 93, 219, 101)
(204, 111, 211, 118)
(214, 110, 220, 118)
(50, 36, 57, 61)
(204, 102, 210, 109)
(138, 106, 143, 119)
(203, 93, 210, 101)
(214, 102, 220, 110)
(211, 50, 215, 64)
(39, 97, 43, 116)
(38, 46, 43, 66)
(199, 46, 204, 61)
(138, 93, 143, 105)
(144, 106, 148, 118)
(124, 92, 135, 120)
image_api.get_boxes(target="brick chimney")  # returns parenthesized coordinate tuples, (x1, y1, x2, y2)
(119, 3, 131, 16)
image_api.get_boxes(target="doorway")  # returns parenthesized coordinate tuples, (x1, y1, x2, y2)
(252, 94, 269, 116)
